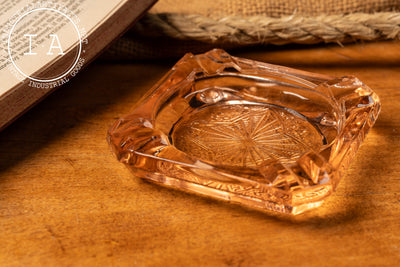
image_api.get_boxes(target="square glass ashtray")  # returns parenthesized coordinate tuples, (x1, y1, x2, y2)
(108, 49, 380, 215)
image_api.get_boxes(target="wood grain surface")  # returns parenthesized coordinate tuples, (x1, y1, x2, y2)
(0, 41, 399, 266)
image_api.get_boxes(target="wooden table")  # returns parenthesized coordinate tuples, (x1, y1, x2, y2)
(1, 41, 399, 266)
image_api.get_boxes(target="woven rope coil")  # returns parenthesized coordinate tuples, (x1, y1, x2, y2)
(134, 12, 400, 45)
(104, 0, 400, 60)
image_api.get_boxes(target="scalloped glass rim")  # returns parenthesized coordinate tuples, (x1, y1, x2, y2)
(108, 49, 380, 215)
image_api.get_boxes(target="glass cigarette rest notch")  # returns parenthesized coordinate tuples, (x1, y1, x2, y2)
(107, 49, 380, 215)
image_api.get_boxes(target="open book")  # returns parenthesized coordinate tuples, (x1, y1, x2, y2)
(0, 0, 157, 130)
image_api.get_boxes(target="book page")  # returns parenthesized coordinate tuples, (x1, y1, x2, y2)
(0, 0, 128, 95)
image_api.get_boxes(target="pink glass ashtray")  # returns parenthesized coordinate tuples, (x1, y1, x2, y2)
(107, 49, 380, 215)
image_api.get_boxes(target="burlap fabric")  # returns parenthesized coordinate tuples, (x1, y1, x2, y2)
(104, 0, 400, 60)
(150, 0, 399, 17)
